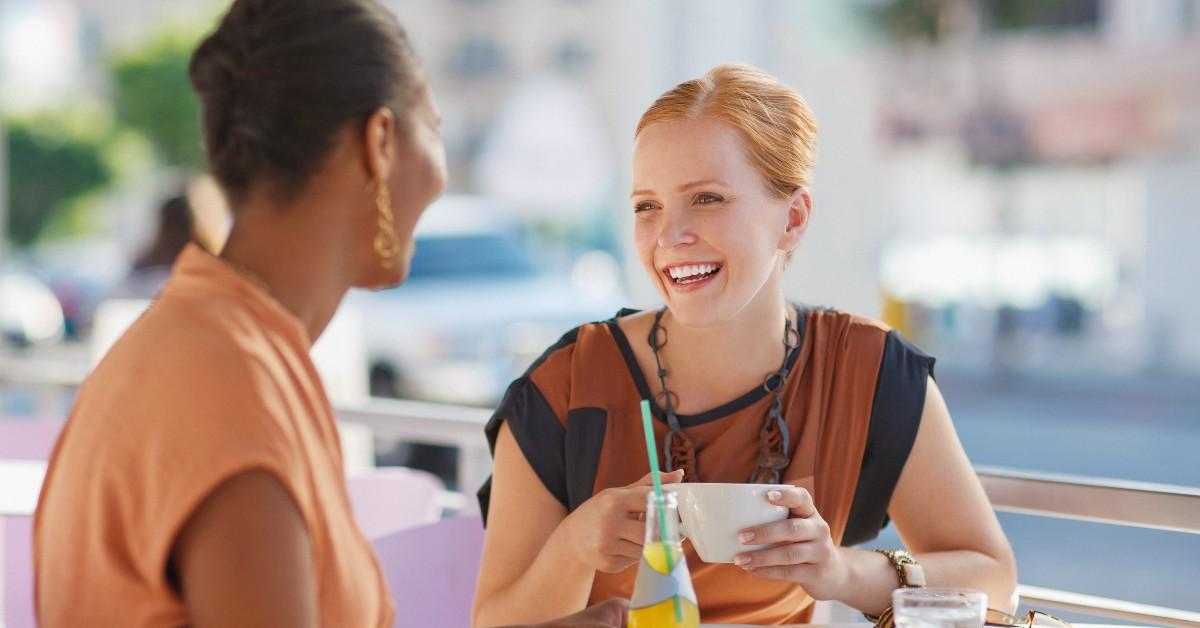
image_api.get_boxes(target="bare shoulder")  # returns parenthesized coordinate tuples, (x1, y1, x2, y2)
(613, 308, 656, 336)
(612, 308, 657, 361)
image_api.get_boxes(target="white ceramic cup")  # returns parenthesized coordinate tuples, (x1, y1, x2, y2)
(666, 482, 791, 563)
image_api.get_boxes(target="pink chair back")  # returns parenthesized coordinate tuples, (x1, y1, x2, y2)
(0, 419, 63, 460)
(1, 515, 35, 628)
(372, 515, 484, 628)
(347, 467, 444, 541)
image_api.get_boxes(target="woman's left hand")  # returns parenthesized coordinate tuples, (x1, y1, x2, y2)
(733, 486, 850, 601)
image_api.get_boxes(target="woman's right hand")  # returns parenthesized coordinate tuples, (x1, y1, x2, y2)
(558, 469, 685, 573)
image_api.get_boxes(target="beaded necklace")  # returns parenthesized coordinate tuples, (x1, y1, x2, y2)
(647, 308, 801, 483)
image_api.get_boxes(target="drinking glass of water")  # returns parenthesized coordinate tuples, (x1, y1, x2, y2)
(893, 588, 987, 628)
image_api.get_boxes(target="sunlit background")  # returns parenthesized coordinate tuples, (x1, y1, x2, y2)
(1, 0, 1198, 621)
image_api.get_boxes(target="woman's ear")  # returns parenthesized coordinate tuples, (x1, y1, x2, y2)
(779, 186, 813, 253)
(362, 106, 397, 184)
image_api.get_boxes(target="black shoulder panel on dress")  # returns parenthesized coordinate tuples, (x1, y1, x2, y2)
(841, 330, 935, 546)
(477, 326, 583, 523)
(565, 407, 608, 511)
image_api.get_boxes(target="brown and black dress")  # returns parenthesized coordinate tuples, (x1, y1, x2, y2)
(478, 305, 935, 625)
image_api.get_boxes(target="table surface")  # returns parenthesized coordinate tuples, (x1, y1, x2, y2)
(0, 459, 45, 517)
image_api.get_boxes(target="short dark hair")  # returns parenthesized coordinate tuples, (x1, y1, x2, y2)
(189, 0, 421, 203)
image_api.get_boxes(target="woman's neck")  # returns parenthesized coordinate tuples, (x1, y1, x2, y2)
(657, 288, 795, 407)
(219, 202, 352, 346)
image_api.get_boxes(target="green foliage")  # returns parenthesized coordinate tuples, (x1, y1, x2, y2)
(986, 0, 1099, 32)
(4, 114, 111, 246)
(4, 19, 213, 247)
(861, 0, 1099, 43)
(861, 0, 954, 43)
(110, 29, 205, 169)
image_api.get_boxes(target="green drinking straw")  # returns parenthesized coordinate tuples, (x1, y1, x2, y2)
(639, 399, 684, 622)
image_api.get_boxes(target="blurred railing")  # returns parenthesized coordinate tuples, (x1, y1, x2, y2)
(977, 466, 1200, 535)
(0, 357, 88, 418)
(977, 467, 1200, 627)
(335, 396, 492, 508)
(3, 360, 1200, 626)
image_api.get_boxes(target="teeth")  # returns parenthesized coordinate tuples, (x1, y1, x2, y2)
(667, 263, 720, 281)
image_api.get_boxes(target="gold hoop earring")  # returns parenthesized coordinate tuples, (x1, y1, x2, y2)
(373, 182, 400, 269)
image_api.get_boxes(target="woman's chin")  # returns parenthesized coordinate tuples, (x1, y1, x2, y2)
(662, 287, 735, 327)
(358, 260, 410, 292)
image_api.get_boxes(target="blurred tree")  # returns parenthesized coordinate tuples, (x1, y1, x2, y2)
(862, 0, 1100, 42)
(861, 0, 957, 43)
(111, 30, 205, 169)
(4, 115, 111, 246)
(3, 22, 211, 247)
(986, 0, 1099, 32)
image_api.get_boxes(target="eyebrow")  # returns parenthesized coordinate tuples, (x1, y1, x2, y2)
(630, 178, 728, 198)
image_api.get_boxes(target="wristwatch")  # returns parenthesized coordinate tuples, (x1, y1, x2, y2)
(876, 549, 927, 588)
(864, 549, 926, 626)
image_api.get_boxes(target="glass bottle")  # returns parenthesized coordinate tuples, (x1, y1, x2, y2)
(628, 491, 700, 628)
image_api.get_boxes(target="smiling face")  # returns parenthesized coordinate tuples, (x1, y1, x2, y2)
(631, 114, 809, 326)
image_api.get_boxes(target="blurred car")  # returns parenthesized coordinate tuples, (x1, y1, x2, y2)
(23, 237, 130, 341)
(1, 268, 66, 348)
(346, 196, 627, 406)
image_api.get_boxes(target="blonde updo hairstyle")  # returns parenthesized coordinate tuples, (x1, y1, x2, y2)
(635, 63, 818, 201)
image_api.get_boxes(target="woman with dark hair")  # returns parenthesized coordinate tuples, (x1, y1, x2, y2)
(34, 1, 625, 626)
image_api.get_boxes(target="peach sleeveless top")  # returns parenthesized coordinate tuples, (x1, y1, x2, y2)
(35, 244, 393, 627)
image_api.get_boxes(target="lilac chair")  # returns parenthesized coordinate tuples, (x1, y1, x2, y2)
(0, 419, 59, 626)
(0, 419, 63, 460)
(347, 467, 444, 542)
(1, 515, 35, 628)
(372, 515, 484, 628)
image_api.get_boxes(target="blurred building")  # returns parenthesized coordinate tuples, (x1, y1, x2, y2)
(866, 0, 1200, 375)
(5, 0, 1199, 376)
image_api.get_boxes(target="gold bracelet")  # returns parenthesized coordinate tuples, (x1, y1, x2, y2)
(867, 605, 895, 628)
(864, 549, 926, 624)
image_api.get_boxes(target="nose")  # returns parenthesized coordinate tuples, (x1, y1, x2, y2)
(656, 206, 697, 250)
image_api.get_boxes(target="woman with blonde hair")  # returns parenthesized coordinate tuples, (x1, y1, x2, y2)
(474, 64, 1016, 626)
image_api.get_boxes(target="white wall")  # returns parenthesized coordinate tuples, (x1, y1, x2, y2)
(1144, 157, 1200, 373)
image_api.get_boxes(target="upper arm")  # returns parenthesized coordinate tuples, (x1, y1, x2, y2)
(888, 378, 1014, 564)
(171, 469, 318, 628)
(474, 422, 570, 606)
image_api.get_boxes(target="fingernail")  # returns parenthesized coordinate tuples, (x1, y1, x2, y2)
(734, 554, 751, 566)
(767, 490, 782, 501)
(738, 531, 755, 543)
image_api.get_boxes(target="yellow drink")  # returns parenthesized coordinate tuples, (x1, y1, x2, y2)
(629, 596, 700, 628)
(628, 542, 700, 628)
